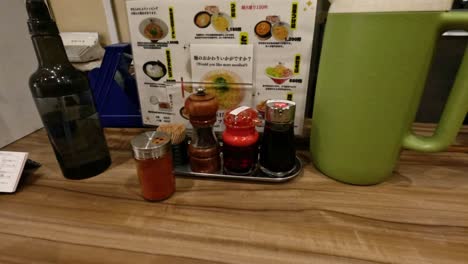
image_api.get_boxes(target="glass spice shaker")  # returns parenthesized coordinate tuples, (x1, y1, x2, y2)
(131, 131, 175, 201)
(259, 100, 297, 177)
(223, 106, 261, 175)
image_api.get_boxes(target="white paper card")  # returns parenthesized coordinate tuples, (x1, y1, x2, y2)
(0, 151, 28, 193)
(230, 106, 251, 116)
(191, 44, 254, 84)
(190, 44, 254, 129)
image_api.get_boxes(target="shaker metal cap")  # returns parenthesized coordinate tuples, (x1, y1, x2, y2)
(131, 131, 171, 160)
(265, 100, 296, 124)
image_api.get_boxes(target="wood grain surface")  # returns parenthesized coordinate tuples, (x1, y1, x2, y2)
(1, 124, 467, 264)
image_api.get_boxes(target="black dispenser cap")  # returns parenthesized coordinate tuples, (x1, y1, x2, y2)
(26, 0, 59, 35)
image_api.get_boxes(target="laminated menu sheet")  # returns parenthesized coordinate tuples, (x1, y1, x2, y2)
(0, 151, 28, 193)
(126, 0, 317, 135)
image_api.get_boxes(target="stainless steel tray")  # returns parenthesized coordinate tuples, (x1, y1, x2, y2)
(174, 156, 303, 183)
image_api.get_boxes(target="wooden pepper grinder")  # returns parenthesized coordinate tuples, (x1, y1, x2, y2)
(185, 88, 221, 173)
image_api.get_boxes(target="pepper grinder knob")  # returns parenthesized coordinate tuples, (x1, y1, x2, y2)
(196, 87, 206, 95)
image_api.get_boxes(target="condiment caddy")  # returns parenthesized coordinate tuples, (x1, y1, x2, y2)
(130, 92, 303, 203)
(175, 93, 303, 182)
(174, 157, 303, 183)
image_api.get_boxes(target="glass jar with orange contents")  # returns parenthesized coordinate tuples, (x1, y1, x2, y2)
(131, 131, 175, 201)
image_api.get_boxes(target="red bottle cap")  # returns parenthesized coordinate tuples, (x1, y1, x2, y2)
(224, 106, 260, 129)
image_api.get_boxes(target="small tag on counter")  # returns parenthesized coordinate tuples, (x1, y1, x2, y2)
(0, 151, 28, 193)
(230, 106, 250, 116)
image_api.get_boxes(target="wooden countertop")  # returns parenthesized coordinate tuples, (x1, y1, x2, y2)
(1, 124, 468, 263)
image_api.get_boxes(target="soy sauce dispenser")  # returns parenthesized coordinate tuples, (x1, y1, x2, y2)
(259, 100, 296, 177)
(185, 88, 221, 173)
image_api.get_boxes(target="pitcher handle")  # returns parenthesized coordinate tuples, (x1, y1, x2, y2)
(403, 12, 468, 152)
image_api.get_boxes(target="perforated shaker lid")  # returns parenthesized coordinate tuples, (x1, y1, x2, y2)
(131, 131, 171, 160)
(328, 0, 454, 13)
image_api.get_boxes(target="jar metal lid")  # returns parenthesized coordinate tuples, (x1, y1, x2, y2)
(131, 131, 171, 160)
(265, 100, 296, 124)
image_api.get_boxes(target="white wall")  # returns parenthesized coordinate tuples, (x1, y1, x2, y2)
(0, 1, 43, 147)
(48, 0, 129, 45)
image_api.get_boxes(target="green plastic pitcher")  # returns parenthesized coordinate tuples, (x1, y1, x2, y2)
(311, 0, 468, 185)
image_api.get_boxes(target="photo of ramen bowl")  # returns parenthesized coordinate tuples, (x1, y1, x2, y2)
(201, 70, 244, 109)
(139, 18, 169, 42)
(205, 6, 220, 14)
(267, 75, 292, 85)
(266, 63, 293, 84)
(159, 102, 172, 111)
(266, 15, 281, 24)
(183, 83, 193, 93)
(271, 22, 290, 41)
(256, 100, 269, 118)
(211, 12, 232, 32)
(254, 20, 272, 40)
(194, 11, 211, 28)
(143, 61, 167, 81)
(149, 96, 160, 105)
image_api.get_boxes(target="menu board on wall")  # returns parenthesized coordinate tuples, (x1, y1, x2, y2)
(126, 0, 317, 135)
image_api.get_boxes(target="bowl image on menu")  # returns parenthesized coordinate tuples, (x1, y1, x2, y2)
(159, 102, 172, 111)
(211, 12, 232, 32)
(149, 96, 160, 105)
(266, 63, 293, 84)
(266, 15, 280, 24)
(271, 22, 290, 41)
(143, 61, 167, 81)
(139, 18, 169, 42)
(201, 70, 244, 109)
(194, 11, 212, 28)
(254, 20, 272, 40)
(256, 99, 269, 118)
(205, 6, 220, 14)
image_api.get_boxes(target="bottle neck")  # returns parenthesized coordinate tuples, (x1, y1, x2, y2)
(32, 34, 70, 67)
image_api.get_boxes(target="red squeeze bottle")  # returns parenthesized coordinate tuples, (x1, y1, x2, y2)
(222, 106, 260, 175)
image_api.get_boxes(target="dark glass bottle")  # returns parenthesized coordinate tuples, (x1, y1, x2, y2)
(259, 100, 297, 177)
(26, 0, 111, 179)
(260, 122, 296, 172)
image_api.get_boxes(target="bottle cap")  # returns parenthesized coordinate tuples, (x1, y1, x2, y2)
(26, 0, 59, 35)
(131, 131, 171, 160)
(265, 100, 296, 124)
